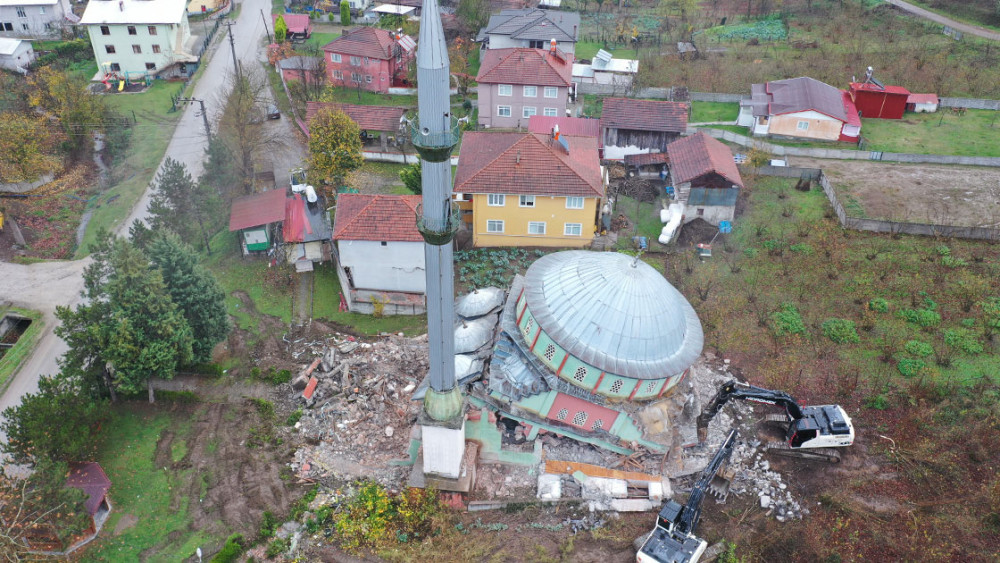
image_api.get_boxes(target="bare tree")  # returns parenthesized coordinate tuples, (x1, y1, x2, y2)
(215, 67, 288, 196)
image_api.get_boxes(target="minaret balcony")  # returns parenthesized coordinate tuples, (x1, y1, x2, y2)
(410, 115, 461, 162)
(416, 203, 461, 245)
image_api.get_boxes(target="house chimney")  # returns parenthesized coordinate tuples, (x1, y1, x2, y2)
(516, 149, 521, 164)
(553, 123, 560, 140)
(550, 38, 556, 53)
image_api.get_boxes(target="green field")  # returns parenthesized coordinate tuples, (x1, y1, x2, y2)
(303, 31, 340, 49)
(861, 109, 1000, 157)
(574, 41, 638, 61)
(75, 81, 187, 257)
(690, 101, 739, 123)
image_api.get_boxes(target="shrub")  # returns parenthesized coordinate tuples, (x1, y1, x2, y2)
(285, 408, 303, 426)
(897, 358, 926, 377)
(868, 298, 889, 313)
(822, 319, 859, 344)
(865, 394, 889, 410)
(333, 481, 447, 553)
(900, 308, 941, 328)
(266, 537, 290, 558)
(934, 245, 951, 256)
(210, 534, 244, 563)
(943, 328, 983, 354)
(250, 397, 275, 419)
(941, 255, 967, 268)
(259, 510, 279, 539)
(771, 303, 807, 337)
(264, 367, 293, 385)
(789, 243, 814, 255)
(743, 248, 759, 258)
(904, 340, 934, 358)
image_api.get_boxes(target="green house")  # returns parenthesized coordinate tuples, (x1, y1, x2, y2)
(228, 189, 287, 255)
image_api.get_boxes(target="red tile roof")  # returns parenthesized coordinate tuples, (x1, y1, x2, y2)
(272, 13, 310, 34)
(624, 152, 668, 167)
(454, 131, 603, 197)
(476, 48, 572, 87)
(333, 194, 423, 242)
(283, 193, 311, 242)
(907, 93, 939, 105)
(666, 132, 743, 188)
(849, 82, 910, 96)
(305, 102, 406, 134)
(229, 189, 287, 232)
(66, 462, 111, 516)
(303, 376, 318, 400)
(528, 115, 600, 137)
(841, 91, 861, 127)
(322, 26, 399, 60)
(600, 97, 688, 133)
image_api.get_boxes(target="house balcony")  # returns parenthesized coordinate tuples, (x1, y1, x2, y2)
(409, 115, 460, 162)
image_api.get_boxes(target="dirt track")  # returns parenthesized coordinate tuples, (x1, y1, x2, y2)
(791, 158, 1000, 227)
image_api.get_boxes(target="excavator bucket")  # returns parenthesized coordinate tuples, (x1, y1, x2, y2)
(708, 466, 734, 502)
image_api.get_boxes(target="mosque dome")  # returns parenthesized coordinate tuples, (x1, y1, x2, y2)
(521, 251, 703, 382)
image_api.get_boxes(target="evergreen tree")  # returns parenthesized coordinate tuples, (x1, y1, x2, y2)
(56, 231, 193, 403)
(148, 157, 219, 253)
(275, 15, 288, 43)
(340, 0, 351, 26)
(147, 232, 230, 363)
(399, 160, 422, 194)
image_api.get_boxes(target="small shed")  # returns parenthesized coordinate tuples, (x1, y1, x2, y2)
(372, 4, 416, 18)
(667, 132, 743, 225)
(0, 38, 35, 72)
(282, 193, 332, 271)
(277, 55, 323, 83)
(305, 101, 406, 151)
(65, 462, 112, 533)
(600, 98, 688, 160)
(273, 13, 312, 40)
(229, 189, 287, 255)
(624, 152, 668, 178)
(849, 82, 910, 120)
(906, 93, 939, 113)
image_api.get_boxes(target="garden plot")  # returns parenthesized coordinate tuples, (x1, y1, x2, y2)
(795, 158, 1000, 227)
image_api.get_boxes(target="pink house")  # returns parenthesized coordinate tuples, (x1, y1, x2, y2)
(476, 46, 573, 129)
(321, 27, 416, 93)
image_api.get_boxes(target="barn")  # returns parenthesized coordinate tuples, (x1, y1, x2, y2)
(849, 82, 910, 119)
(599, 97, 688, 160)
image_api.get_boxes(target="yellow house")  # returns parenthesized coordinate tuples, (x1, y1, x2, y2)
(454, 131, 604, 248)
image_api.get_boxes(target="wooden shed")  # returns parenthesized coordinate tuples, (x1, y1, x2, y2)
(599, 98, 688, 160)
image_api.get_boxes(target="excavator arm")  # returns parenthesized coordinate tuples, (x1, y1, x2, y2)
(676, 428, 738, 536)
(696, 380, 804, 443)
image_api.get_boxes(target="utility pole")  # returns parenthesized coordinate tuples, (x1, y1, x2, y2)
(223, 20, 240, 78)
(177, 97, 211, 139)
(260, 9, 272, 44)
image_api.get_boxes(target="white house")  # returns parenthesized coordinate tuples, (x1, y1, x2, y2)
(0, 0, 76, 38)
(332, 194, 427, 316)
(476, 9, 579, 57)
(738, 77, 861, 142)
(81, 0, 198, 79)
(0, 37, 34, 71)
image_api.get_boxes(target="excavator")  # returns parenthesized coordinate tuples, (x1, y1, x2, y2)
(636, 429, 738, 563)
(697, 380, 854, 463)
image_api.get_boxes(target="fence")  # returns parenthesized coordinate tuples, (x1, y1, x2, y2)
(751, 166, 1000, 241)
(696, 127, 1000, 167)
(938, 97, 1000, 111)
(575, 83, 746, 103)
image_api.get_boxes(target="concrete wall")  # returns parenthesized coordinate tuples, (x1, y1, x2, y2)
(478, 82, 567, 128)
(0, 173, 53, 193)
(574, 83, 746, 103)
(683, 204, 733, 226)
(337, 239, 426, 293)
(939, 97, 1000, 110)
(0, 0, 68, 38)
(695, 127, 1000, 167)
(471, 193, 597, 247)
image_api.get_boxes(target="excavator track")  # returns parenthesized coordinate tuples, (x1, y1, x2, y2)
(765, 442, 841, 463)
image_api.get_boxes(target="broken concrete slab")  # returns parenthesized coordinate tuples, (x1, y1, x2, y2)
(291, 374, 310, 391)
(537, 473, 562, 500)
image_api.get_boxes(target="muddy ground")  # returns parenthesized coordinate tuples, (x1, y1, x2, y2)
(791, 158, 1000, 227)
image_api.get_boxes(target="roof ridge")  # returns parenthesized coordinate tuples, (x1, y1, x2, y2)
(524, 133, 601, 195)
(458, 133, 528, 191)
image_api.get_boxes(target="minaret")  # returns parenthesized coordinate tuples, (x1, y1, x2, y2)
(411, 0, 464, 480)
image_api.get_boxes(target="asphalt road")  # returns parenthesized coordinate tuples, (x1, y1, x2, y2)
(0, 0, 276, 429)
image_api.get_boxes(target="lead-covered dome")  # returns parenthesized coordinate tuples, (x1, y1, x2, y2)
(522, 251, 703, 380)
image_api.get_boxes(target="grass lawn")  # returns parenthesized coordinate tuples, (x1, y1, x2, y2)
(0, 307, 43, 392)
(574, 41, 637, 61)
(614, 196, 666, 250)
(75, 80, 187, 257)
(263, 61, 293, 117)
(83, 407, 204, 561)
(204, 231, 426, 335)
(303, 31, 340, 49)
(204, 231, 294, 326)
(320, 86, 417, 107)
(312, 263, 427, 334)
(861, 110, 1000, 157)
(690, 101, 739, 123)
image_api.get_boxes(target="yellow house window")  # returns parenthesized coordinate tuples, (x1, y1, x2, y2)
(528, 221, 546, 235)
(487, 194, 505, 206)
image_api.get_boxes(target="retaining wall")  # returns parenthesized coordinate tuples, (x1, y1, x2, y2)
(0, 173, 54, 194)
(938, 97, 1000, 110)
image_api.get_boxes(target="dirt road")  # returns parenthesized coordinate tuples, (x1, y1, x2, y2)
(884, 0, 1000, 41)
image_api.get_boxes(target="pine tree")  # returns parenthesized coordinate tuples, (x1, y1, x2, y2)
(147, 232, 230, 363)
(148, 157, 219, 253)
